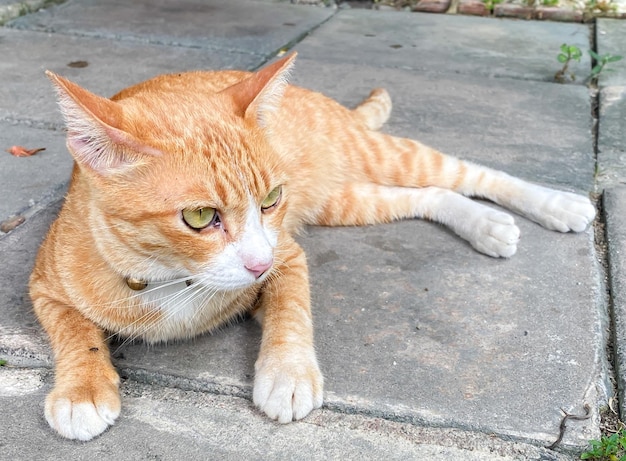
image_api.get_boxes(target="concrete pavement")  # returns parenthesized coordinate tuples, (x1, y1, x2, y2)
(1, 1, 625, 459)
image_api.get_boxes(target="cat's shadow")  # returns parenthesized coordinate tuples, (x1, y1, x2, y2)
(109, 313, 261, 395)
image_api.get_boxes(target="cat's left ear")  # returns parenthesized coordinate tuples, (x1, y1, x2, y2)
(221, 52, 297, 127)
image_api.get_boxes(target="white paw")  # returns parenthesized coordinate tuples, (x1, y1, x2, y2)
(466, 209, 520, 258)
(253, 349, 323, 423)
(533, 190, 595, 233)
(44, 383, 121, 441)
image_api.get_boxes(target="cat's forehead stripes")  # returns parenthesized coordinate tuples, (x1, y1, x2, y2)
(194, 130, 275, 210)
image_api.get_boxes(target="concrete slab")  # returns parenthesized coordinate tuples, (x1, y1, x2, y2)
(597, 87, 626, 187)
(110, 218, 604, 449)
(0, 200, 60, 366)
(0, 1, 610, 458)
(605, 187, 626, 418)
(288, 58, 595, 192)
(6, 0, 335, 58)
(0, 367, 572, 460)
(596, 19, 626, 187)
(289, 9, 591, 84)
(0, 122, 70, 224)
(596, 19, 626, 87)
(0, 27, 264, 127)
(39, 50, 601, 450)
(281, 51, 604, 448)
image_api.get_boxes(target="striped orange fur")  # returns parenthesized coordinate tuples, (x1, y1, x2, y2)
(30, 52, 595, 440)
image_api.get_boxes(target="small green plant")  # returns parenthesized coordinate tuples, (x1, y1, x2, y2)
(0, 359, 6, 366)
(482, 0, 503, 12)
(589, 50, 623, 80)
(581, 429, 626, 460)
(555, 44, 623, 83)
(555, 44, 583, 83)
(542, 0, 559, 6)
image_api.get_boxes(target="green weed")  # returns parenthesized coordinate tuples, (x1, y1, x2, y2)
(589, 49, 623, 80)
(482, 0, 503, 12)
(555, 44, 623, 83)
(555, 44, 583, 83)
(581, 429, 626, 460)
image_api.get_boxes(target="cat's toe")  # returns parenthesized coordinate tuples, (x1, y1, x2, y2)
(469, 211, 520, 258)
(526, 189, 595, 233)
(45, 383, 121, 441)
(253, 350, 323, 423)
(545, 193, 596, 233)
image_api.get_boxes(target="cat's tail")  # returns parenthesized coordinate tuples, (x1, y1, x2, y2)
(351, 88, 392, 131)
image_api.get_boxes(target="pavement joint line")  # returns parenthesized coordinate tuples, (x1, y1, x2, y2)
(253, 7, 342, 71)
(117, 366, 253, 401)
(120, 363, 580, 453)
(116, 372, 574, 460)
(117, 357, 549, 450)
(0, 190, 66, 240)
(602, 192, 625, 418)
(321, 399, 579, 455)
(4, 23, 274, 58)
(0, 115, 64, 132)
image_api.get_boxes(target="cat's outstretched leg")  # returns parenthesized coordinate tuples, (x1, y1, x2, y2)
(467, 174, 595, 233)
(30, 297, 120, 440)
(252, 234, 323, 422)
(313, 183, 520, 257)
(344, 133, 596, 235)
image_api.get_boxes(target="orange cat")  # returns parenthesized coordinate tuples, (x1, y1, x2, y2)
(30, 53, 595, 440)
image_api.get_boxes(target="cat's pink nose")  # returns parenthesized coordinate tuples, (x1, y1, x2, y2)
(246, 261, 272, 279)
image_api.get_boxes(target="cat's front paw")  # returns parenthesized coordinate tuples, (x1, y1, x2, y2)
(44, 377, 120, 441)
(253, 348, 323, 423)
(534, 190, 596, 233)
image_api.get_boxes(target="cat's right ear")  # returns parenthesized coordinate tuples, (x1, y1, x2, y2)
(45, 71, 160, 175)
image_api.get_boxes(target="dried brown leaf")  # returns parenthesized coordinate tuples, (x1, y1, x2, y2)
(6, 146, 46, 157)
(0, 215, 25, 233)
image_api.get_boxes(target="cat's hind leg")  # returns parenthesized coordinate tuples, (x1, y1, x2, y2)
(313, 183, 520, 258)
(351, 88, 392, 131)
(348, 133, 596, 233)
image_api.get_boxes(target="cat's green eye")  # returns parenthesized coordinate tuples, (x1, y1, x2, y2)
(182, 207, 217, 230)
(261, 186, 282, 211)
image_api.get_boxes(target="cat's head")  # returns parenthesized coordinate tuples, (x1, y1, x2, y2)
(47, 54, 297, 292)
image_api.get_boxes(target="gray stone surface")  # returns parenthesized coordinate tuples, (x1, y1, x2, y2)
(6, 0, 335, 58)
(0, 201, 60, 366)
(597, 86, 626, 187)
(605, 187, 626, 417)
(288, 9, 591, 83)
(0, 0, 620, 459)
(289, 58, 595, 192)
(597, 19, 626, 87)
(0, 27, 264, 127)
(596, 19, 626, 187)
(0, 122, 70, 223)
(0, 367, 572, 461)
